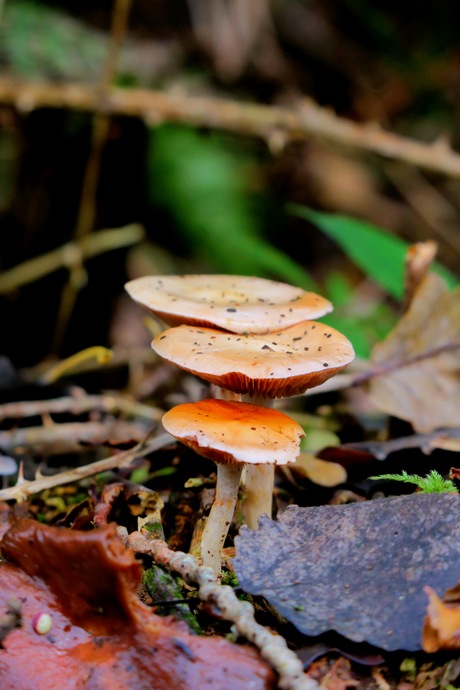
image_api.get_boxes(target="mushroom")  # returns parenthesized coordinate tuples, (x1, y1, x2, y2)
(162, 398, 304, 574)
(152, 320, 355, 527)
(125, 274, 332, 334)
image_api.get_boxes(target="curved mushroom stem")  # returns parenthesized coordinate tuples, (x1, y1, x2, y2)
(242, 395, 275, 530)
(201, 463, 243, 575)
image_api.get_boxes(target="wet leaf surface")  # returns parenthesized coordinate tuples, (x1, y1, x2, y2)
(0, 518, 276, 690)
(234, 494, 460, 651)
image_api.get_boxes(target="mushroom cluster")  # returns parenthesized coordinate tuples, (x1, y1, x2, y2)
(126, 274, 354, 574)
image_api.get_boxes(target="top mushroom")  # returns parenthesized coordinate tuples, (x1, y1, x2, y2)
(124, 274, 332, 334)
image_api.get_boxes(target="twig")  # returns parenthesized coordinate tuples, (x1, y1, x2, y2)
(1, 78, 460, 177)
(0, 420, 151, 455)
(51, 0, 133, 350)
(343, 428, 460, 460)
(0, 431, 173, 501)
(0, 393, 162, 422)
(0, 223, 144, 294)
(303, 341, 460, 396)
(123, 529, 317, 690)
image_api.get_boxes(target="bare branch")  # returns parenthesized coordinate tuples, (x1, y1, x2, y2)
(0, 393, 162, 422)
(1, 78, 460, 177)
(0, 431, 173, 502)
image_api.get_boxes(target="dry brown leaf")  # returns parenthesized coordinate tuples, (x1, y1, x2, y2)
(288, 452, 347, 487)
(368, 273, 460, 432)
(423, 585, 460, 652)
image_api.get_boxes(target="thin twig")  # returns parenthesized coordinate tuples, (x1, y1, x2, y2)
(0, 431, 173, 501)
(303, 341, 460, 396)
(123, 529, 317, 690)
(0, 420, 151, 455)
(52, 0, 133, 350)
(343, 428, 460, 460)
(0, 393, 162, 422)
(1, 78, 460, 176)
(0, 223, 144, 294)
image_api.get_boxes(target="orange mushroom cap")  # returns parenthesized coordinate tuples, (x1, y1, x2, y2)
(162, 399, 305, 466)
(152, 321, 355, 398)
(125, 274, 332, 334)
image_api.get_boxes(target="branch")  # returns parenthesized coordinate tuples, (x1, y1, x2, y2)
(0, 393, 162, 422)
(0, 420, 151, 455)
(1, 78, 460, 177)
(0, 223, 143, 294)
(0, 431, 173, 502)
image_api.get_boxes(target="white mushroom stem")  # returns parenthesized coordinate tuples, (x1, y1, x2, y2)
(212, 387, 278, 529)
(243, 463, 275, 529)
(242, 395, 275, 530)
(201, 462, 243, 575)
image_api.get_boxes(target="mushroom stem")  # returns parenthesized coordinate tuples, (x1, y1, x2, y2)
(201, 463, 243, 575)
(243, 463, 275, 529)
(242, 395, 276, 530)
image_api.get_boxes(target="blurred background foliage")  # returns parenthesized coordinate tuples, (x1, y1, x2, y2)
(1, 0, 460, 367)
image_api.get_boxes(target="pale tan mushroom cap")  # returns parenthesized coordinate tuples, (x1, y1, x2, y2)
(125, 274, 332, 334)
(162, 398, 304, 465)
(152, 321, 355, 398)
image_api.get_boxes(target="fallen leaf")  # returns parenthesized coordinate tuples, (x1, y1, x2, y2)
(233, 494, 460, 651)
(423, 583, 460, 652)
(368, 273, 460, 432)
(288, 452, 347, 487)
(0, 519, 276, 690)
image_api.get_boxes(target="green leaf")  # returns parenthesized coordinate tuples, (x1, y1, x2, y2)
(148, 126, 317, 289)
(289, 205, 458, 298)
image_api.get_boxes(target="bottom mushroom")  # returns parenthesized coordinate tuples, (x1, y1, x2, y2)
(162, 398, 305, 575)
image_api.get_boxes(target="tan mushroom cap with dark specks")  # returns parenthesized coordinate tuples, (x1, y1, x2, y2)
(162, 398, 305, 465)
(125, 274, 332, 334)
(152, 321, 355, 398)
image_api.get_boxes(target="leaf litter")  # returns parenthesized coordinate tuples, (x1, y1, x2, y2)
(233, 494, 460, 651)
(0, 517, 276, 690)
(368, 273, 460, 433)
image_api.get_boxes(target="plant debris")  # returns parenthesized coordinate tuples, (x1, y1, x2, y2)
(233, 494, 460, 651)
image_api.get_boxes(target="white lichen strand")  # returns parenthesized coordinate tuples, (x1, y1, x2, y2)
(122, 529, 318, 690)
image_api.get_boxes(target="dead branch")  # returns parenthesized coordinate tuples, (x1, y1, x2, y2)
(0, 420, 151, 455)
(343, 428, 460, 460)
(0, 78, 460, 177)
(0, 223, 144, 294)
(0, 431, 173, 502)
(0, 393, 162, 422)
(124, 528, 317, 690)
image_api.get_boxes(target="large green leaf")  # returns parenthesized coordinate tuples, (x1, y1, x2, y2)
(148, 126, 316, 289)
(290, 205, 457, 298)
